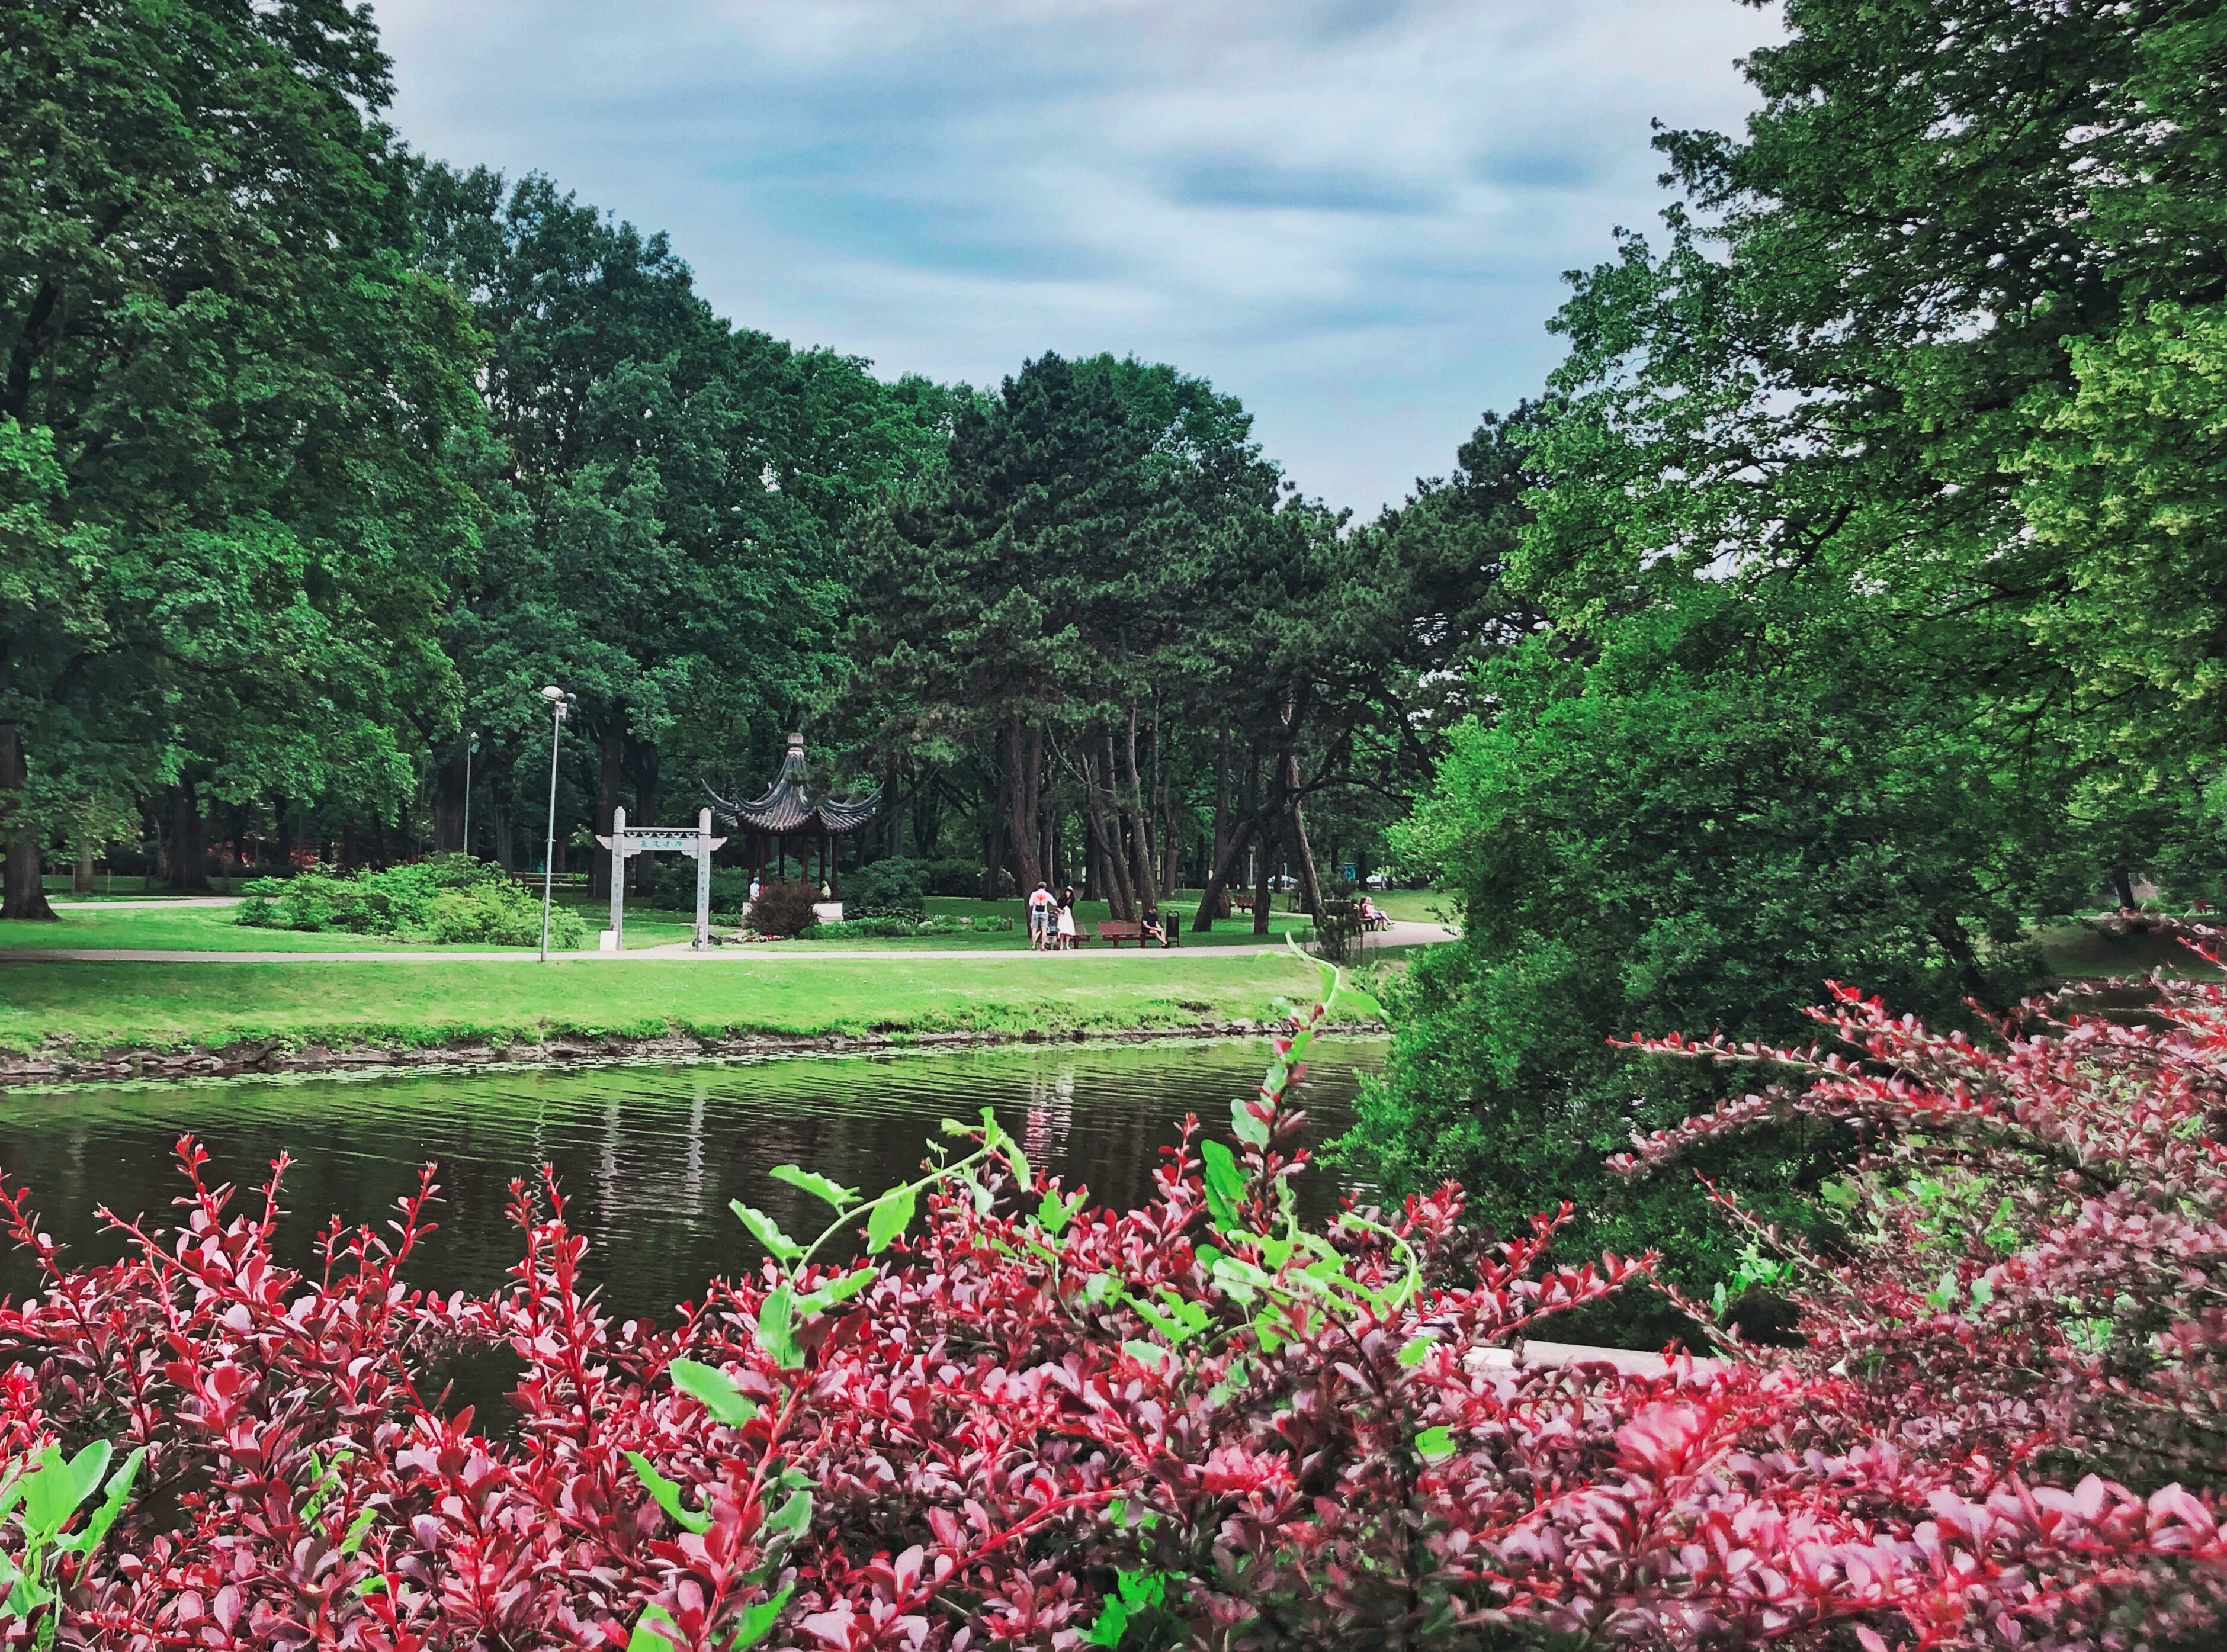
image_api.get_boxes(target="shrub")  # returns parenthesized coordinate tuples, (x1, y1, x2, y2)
(0, 960, 2223, 1648)
(235, 854, 590, 948)
(918, 857, 990, 897)
(649, 861, 753, 915)
(743, 876, 819, 937)
(845, 859, 926, 919)
(807, 914, 1016, 940)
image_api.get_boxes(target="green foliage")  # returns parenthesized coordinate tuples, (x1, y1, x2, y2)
(0, 1437, 143, 1637)
(235, 856, 589, 949)
(647, 862, 752, 915)
(742, 879, 819, 938)
(843, 859, 927, 919)
(806, 914, 1013, 940)
(0, 0, 486, 912)
(1349, 0, 2227, 1299)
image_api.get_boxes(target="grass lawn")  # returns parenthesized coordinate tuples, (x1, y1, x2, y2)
(6, 895, 1327, 953)
(0, 949, 1330, 1055)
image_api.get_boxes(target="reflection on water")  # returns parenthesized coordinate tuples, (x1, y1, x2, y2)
(0, 1039, 1384, 1326)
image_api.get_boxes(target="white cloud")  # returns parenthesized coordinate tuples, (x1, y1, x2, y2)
(370, 0, 1780, 513)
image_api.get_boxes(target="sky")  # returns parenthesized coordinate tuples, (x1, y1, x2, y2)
(368, 1, 1782, 518)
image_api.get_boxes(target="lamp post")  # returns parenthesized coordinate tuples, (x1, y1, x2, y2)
(461, 729, 480, 859)
(538, 687, 573, 962)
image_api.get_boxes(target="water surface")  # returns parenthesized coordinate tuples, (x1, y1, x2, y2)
(0, 1039, 1382, 1325)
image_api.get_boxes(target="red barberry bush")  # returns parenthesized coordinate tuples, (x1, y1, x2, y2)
(0, 953, 2222, 1648)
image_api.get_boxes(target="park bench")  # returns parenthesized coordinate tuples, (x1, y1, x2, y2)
(1228, 894, 1254, 915)
(1096, 920, 1148, 946)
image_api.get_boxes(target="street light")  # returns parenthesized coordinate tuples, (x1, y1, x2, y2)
(538, 687, 574, 962)
(461, 729, 480, 859)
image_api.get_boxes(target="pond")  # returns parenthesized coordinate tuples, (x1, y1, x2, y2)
(0, 1037, 1385, 1326)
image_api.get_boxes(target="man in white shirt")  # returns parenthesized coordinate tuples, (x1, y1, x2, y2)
(1026, 882, 1052, 950)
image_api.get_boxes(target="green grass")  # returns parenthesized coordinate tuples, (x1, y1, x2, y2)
(5, 895, 1326, 953)
(1, 950, 1328, 1055)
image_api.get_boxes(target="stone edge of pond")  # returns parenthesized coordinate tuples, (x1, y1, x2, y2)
(0, 1020, 1390, 1088)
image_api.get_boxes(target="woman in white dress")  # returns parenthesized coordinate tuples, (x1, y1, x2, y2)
(1056, 888, 1080, 950)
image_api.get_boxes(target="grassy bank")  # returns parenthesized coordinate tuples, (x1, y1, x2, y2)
(1, 949, 1333, 1056)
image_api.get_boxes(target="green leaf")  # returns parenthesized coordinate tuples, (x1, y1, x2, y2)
(731, 1201, 804, 1262)
(1199, 1140, 1246, 1230)
(1397, 1335, 1435, 1367)
(1086, 1597, 1131, 1648)
(1037, 1188, 1082, 1236)
(797, 1266, 877, 1316)
(1336, 987, 1387, 1025)
(629, 1603, 683, 1652)
(1122, 1339, 1170, 1370)
(727, 1586, 794, 1650)
(1081, 1272, 1122, 1308)
(63, 1446, 142, 1555)
(1314, 956, 1338, 1004)
(865, 1184, 917, 1253)
(339, 1505, 378, 1557)
(769, 1164, 859, 1210)
(1414, 1426, 1456, 1462)
(21, 1443, 95, 1534)
(756, 1287, 805, 1368)
(669, 1358, 761, 1427)
(762, 1487, 813, 1543)
(626, 1451, 711, 1535)
(1230, 1094, 1270, 1150)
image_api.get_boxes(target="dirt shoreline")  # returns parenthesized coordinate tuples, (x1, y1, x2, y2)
(0, 1018, 1386, 1089)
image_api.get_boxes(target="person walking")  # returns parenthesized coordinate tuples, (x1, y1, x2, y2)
(1027, 880, 1052, 950)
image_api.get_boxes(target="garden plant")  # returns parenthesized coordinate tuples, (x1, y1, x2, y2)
(0, 950, 2223, 1647)
(234, 857, 590, 949)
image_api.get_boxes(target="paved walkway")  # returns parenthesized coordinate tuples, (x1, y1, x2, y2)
(47, 896, 243, 910)
(2, 920, 1457, 965)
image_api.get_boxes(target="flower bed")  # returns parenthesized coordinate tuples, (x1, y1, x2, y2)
(0, 955, 2223, 1647)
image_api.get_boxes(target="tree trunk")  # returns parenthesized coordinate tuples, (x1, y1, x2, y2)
(1190, 813, 1257, 932)
(982, 737, 1008, 902)
(1209, 726, 1233, 917)
(591, 722, 624, 899)
(167, 782, 208, 892)
(1079, 750, 1135, 919)
(1253, 811, 1277, 936)
(434, 754, 466, 854)
(625, 736, 661, 895)
(2110, 866, 2137, 910)
(1120, 709, 1160, 912)
(74, 835, 94, 893)
(1005, 713, 1044, 896)
(1288, 780, 1326, 919)
(0, 725, 57, 919)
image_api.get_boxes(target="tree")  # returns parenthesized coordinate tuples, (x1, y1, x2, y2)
(1, 0, 485, 915)
(415, 168, 958, 891)
(1349, 0, 2227, 1291)
(845, 352, 1284, 912)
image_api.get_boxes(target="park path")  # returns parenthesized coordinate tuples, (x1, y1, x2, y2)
(4, 919, 1457, 964)
(48, 896, 243, 910)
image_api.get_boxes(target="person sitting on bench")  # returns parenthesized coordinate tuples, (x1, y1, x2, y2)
(1138, 902, 1169, 948)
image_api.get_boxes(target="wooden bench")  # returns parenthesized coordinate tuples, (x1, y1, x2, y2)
(1228, 894, 1254, 915)
(1096, 920, 1148, 946)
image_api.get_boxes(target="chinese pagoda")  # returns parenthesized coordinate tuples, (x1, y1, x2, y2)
(707, 732, 879, 895)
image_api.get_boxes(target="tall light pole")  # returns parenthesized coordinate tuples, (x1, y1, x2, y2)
(538, 687, 573, 962)
(461, 729, 480, 859)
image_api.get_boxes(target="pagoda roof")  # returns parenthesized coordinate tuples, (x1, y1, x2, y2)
(708, 733, 880, 835)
